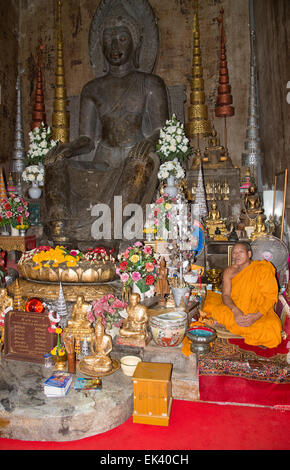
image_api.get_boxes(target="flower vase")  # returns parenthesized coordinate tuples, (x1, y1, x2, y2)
(165, 176, 178, 198)
(20, 229, 26, 237)
(105, 325, 119, 339)
(171, 286, 191, 308)
(28, 181, 42, 199)
(11, 226, 19, 236)
(53, 353, 67, 371)
(132, 282, 145, 301)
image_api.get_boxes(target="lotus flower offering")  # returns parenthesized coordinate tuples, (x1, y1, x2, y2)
(18, 245, 117, 283)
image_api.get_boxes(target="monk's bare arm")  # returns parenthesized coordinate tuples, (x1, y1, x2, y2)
(222, 267, 249, 326)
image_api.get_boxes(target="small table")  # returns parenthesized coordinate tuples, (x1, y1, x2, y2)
(0, 235, 36, 266)
(0, 235, 36, 253)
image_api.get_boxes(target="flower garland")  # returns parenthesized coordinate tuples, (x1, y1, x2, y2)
(20, 245, 116, 271)
(22, 165, 45, 186)
(87, 294, 127, 331)
(145, 194, 177, 238)
(51, 327, 66, 357)
(0, 194, 30, 228)
(156, 114, 191, 162)
(158, 160, 185, 181)
(116, 242, 157, 293)
(26, 122, 58, 166)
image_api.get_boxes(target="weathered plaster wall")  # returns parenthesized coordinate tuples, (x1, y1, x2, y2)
(254, 0, 290, 238)
(254, 0, 290, 185)
(17, 0, 250, 170)
(0, 0, 19, 174)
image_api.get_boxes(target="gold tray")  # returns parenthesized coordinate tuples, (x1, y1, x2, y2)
(78, 358, 120, 378)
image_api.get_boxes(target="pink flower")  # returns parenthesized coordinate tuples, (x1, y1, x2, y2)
(5, 211, 13, 218)
(131, 271, 141, 282)
(145, 262, 154, 272)
(156, 198, 164, 204)
(134, 241, 142, 247)
(120, 272, 129, 283)
(25, 211, 29, 218)
(153, 218, 159, 226)
(70, 250, 78, 256)
(143, 245, 152, 255)
(18, 206, 24, 213)
(123, 250, 129, 259)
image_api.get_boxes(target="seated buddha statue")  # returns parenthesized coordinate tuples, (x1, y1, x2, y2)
(119, 293, 150, 342)
(44, 0, 169, 245)
(240, 184, 265, 227)
(205, 201, 227, 239)
(63, 295, 93, 341)
(202, 129, 233, 168)
(251, 214, 267, 241)
(79, 317, 113, 375)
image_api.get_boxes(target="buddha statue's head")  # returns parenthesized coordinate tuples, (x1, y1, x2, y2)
(95, 316, 105, 336)
(248, 184, 257, 195)
(100, 2, 142, 70)
(129, 293, 140, 306)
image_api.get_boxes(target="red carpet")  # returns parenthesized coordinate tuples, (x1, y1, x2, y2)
(0, 400, 290, 451)
(199, 375, 290, 407)
(229, 337, 290, 357)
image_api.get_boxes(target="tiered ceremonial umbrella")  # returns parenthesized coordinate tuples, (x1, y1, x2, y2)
(31, 38, 47, 130)
(187, 0, 211, 151)
(0, 169, 7, 200)
(215, 7, 234, 152)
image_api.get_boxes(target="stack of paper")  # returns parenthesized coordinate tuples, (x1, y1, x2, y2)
(44, 371, 73, 397)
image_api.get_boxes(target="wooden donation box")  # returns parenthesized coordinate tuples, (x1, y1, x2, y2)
(132, 362, 173, 426)
(4, 310, 56, 364)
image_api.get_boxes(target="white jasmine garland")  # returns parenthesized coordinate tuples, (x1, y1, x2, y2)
(158, 160, 185, 180)
(26, 122, 58, 166)
(22, 165, 45, 186)
(156, 114, 192, 162)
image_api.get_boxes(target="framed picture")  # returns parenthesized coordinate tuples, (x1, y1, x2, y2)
(273, 169, 288, 241)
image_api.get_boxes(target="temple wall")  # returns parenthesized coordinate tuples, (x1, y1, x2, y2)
(253, 0, 290, 231)
(0, 0, 288, 191)
(17, 0, 250, 169)
(0, 0, 19, 175)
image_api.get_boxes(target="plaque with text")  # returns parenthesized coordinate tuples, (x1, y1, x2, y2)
(4, 310, 56, 364)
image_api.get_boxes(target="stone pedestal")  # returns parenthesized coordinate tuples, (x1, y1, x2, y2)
(143, 341, 199, 401)
(0, 357, 133, 441)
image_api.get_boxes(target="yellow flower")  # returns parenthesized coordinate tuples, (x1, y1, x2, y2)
(55, 327, 62, 334)
(165, 203, 172, 209)
(130, 254, 139, 263)
(58, 348, 66, 356)
(51, 346, 57, 356)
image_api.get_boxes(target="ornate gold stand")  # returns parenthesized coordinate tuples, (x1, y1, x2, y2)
(7, 278, 120, 303)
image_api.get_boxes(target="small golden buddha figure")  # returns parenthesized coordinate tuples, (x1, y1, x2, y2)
(190, 148, 202, 170)
(205, 201, 228, 239)
(202, 129, 233, 168)
(240, 184, 265, 227)
(251, 215, 267, 241)
(119, 293, 149, 342)
(0, 288, 13, 344)
(64, 295, 93, 341)
(79, 317, 113, 375)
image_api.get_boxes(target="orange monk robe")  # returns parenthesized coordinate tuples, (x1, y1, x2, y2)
(202, 260, 282, 349)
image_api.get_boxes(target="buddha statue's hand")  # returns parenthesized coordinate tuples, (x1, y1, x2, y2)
(44, 136, 95, 166)
(128, 139, 154, 161)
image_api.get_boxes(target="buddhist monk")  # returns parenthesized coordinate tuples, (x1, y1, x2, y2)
(201, 242, 282, 348)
